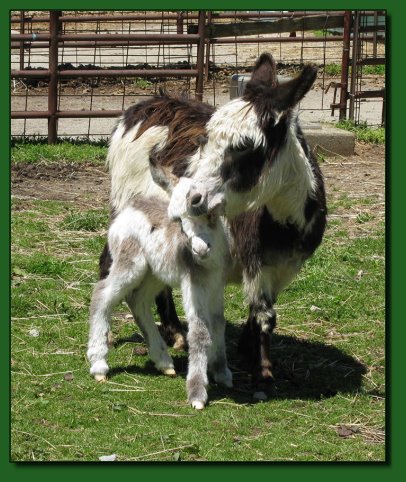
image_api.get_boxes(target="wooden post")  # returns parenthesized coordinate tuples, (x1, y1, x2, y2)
(204, 11, 212, 82)
(349, 11, 360, 121)
(19, 11, 25, 70)
(48, 10, 61, 144)
(195, 10, 205, 101)
(339, 10, 352, 120)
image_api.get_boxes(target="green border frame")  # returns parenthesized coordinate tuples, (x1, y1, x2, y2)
(5, 0, 400, 479)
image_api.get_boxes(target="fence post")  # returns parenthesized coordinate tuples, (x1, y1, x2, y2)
(48, 10, 60, 144)
(339, 10, 352, 120)
(204, 11, 212, 82)
(176, 11, 184, 34)
(349, 10, 360, 121)
(19, 11, 25, 70)
(195, 10, 206, 101)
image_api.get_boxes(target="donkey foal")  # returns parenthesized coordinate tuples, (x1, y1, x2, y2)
(87, 172, 231, 409)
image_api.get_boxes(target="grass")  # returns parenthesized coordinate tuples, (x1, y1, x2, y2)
(323, 63, 385, 76)
(10, 144, 385, 462)
(335, 120, 385, 144)
(133, 78, 153, 90)
(11, 141, 108, 164)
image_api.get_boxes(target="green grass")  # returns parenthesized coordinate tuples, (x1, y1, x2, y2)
(11, 141, 108, 165)
(10, 150, 385, 462)
(59, 208, 109, 232)
(133, 78, 153, 89)
(323, 63, 385, 76)
(335, 120, 385, 144)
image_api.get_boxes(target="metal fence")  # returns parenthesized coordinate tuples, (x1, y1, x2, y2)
(11, 10, 385, 143)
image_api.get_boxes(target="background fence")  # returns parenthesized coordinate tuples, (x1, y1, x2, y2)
(11, 10, 385, 143)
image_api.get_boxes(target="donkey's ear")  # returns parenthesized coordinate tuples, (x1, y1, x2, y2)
(250, 53, 278, 86)
(272, 64, 318, 111)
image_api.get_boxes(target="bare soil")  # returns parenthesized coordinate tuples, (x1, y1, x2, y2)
(11, 142, 385, 237)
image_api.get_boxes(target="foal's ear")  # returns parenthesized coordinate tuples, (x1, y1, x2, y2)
(149, 149, 177, 194)
(272, 64, 318, 111)
(208, 192, 225, 215)
(250, 52, 278, 86)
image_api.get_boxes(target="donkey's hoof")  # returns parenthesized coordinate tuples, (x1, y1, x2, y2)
(94, 374, 107, 382)
(191, 400, 205, 410)
(261, 367, 274, 380)
(173, 333, 186, 351)
(162, 367, 176, 377)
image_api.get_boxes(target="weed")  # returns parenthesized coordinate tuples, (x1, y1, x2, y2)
(60, 209, 108, 232)
(324, 63, 342, 76)
(133, 78, 153, 89)
(335, 120, 385, 144)
(323, 64, 385, 77)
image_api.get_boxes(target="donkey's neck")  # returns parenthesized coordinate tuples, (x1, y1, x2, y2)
(264, 125, 316, 229)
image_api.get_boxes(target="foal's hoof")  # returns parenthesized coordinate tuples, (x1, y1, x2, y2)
(94, 374, 107, 383)
(191, 400, 205, 410)
(173, 333, 186, 351)
(162, 367, 176, 377)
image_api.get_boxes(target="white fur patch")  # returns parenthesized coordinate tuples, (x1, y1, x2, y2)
(187, 99, 266, 183)
(223, 123, 316, 224)
(108, 122, 170, 211)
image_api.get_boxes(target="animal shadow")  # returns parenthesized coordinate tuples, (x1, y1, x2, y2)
(112, 322, 367, 404)
(210, 322, 368, 404)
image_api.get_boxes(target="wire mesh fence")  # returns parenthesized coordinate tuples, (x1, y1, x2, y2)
(10, 10, 385, 142)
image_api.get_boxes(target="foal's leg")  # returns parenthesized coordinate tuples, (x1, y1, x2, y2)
(155, 287, 187, 351)
(182, 273, 230, 409)
(206, 276, 232, 388)
(87, 257, 148, 381)
(127, 276, 175, 376)
(181, 277, 212, 409)
(208, 312, 233, 388)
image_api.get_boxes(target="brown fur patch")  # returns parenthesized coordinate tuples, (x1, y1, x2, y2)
(129, 196, 169, 229)
(128, 195, 194, 272)
(123, 93, 215, 177)
(115, 237, 141, 272)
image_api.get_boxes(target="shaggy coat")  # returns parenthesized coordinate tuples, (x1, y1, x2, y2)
(104, 52, 327, 386)
(88, 172, 231, 409)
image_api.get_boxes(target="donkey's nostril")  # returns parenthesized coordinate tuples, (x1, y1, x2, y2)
(191, 193, 203, 206)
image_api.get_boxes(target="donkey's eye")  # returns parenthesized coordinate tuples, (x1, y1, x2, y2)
(221, 143, 267, 193)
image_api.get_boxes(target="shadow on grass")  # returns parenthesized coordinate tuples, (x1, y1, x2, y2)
(111, 322, 368, 405)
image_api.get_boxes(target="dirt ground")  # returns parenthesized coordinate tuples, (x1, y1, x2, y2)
(11, 142, 385, 238)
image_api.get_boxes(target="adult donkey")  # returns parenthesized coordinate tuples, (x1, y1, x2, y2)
(103, 53, 327, 388)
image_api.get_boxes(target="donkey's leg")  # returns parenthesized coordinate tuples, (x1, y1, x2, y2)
(155, 287, 186, 351)
(87, 260, 147, 381)
(127, 278, 175, 376)
(238, 294, 276, 386)
(239, 269, 277, 387)
(240, 261, 303, 387)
